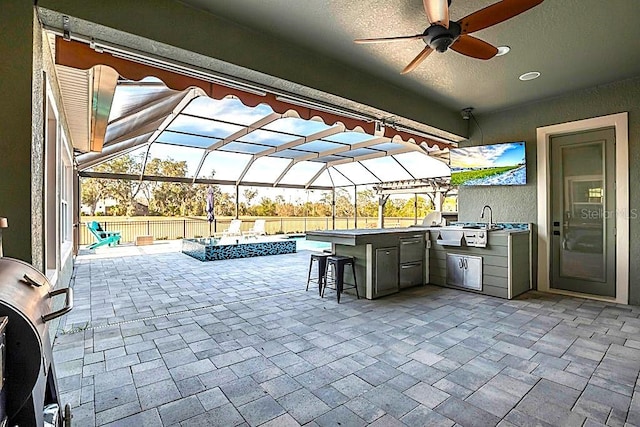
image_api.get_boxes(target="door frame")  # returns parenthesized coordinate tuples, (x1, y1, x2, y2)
(536, 112, 629, 304)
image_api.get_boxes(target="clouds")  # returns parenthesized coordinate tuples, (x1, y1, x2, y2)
(450, 142, 524, 169)
(184, 97, 274, 126)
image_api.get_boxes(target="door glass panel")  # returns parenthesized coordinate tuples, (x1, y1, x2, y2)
(560, 142, 605, 281)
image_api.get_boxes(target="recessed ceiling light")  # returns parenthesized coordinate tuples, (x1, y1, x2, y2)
(495, 46, 510, 56)
(519, 71, 541, 81)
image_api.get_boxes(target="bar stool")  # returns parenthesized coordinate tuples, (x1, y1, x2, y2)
(322, 255, 360, 303)
(306, 253, 331, 295)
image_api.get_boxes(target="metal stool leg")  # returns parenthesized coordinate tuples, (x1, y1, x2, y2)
(321, 261, 332, 298)
(336, 262, 345, 303)
(306, 256, 313, 291)
(317, 257, 327, 296)
(350, 261, 360, 299)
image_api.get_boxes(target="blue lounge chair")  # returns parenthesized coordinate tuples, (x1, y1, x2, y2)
(87, 221, 121, 249)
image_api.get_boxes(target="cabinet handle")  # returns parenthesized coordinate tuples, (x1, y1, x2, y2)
(464, 259, 469, 269)
(401, 263, 420, 269)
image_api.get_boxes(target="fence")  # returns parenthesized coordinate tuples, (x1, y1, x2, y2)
(79, 216, 425, 245)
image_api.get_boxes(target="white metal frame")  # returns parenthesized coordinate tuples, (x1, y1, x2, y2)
(536, 112, 629, 304)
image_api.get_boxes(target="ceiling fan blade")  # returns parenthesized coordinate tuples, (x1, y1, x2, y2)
(401, 47, 434, 74)
(423, 0, 449, 28)
(450, 35, 498, 60)
(354, 34, 424, 44)
(458, 0, 544, 34)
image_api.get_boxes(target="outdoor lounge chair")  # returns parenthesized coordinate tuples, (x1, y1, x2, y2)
(242, 219, 266, 238)
(222, 219, 242, 237)
(87, 221, 121, 249)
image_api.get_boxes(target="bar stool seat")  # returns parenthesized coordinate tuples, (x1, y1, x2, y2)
(322, 255, 360, 303)
(306, 253, 331, 296)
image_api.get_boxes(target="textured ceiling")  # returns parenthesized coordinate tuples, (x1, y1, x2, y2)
(179, 0, 640, 114)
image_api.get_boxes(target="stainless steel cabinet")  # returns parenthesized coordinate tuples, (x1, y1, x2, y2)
(375, 247, 398, 297)
(399, 235, 424, 289)
(446, 253, 482, 291)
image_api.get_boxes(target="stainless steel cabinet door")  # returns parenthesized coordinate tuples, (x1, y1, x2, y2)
(375, 247, 399, 296)
(446, 254, 464, 287)
(446, 253, 482, 290)
(463, 256, 483, 290)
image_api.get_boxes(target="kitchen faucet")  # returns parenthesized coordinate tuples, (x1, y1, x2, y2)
(480, 205, 493, 229)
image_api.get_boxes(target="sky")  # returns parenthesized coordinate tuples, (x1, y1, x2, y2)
(449, 142, 525, 169)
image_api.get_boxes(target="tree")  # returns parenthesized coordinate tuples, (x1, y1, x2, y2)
(214, 188, 236, 216)
(443, 195, 458, 212)
(80, 177, 106, 215)
(356, 189, 378, 218)
(275, 195, 296, 216)
(146, 158, 197, 216)
(255, 197, 278, 216)
(80, 155, 142, 215)
(392, 196, 432, 218)
(243, 188, 258, 207)
(335, 189, 354, 216)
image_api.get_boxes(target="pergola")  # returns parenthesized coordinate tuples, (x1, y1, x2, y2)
(53, 37, 458, 227)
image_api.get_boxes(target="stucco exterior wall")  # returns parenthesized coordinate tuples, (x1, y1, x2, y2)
(31, 8, 45, 272)
(0, 3, 74, 291)
(459, 77, 640, 305)
(0, 2, 39, 265)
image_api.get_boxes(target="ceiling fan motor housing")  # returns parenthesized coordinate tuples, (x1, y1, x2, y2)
(423, 21, 462, 52)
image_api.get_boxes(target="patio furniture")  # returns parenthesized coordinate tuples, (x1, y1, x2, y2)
(242, 219, 266, 238)
(306, 253, 331, 295)
(322, 255, 360, 303)
(87, 221, 121, 249)
(222, 219, 242, 237)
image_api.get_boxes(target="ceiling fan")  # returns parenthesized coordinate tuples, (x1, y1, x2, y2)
(354, 0, 544, 74)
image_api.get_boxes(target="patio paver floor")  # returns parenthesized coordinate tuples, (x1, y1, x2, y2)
(53, 241, 640, 426)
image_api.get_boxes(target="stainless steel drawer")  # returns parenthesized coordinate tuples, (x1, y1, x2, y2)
(399, 262, 423, 288)
(399, 236, 424, 263)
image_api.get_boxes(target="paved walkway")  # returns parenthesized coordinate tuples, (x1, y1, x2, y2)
(52, 241, 640, 426)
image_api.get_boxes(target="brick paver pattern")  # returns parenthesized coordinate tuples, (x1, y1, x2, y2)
(52, 242, 640, 426)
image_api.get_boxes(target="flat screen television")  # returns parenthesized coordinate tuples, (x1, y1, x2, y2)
(449, 141, 526, 186)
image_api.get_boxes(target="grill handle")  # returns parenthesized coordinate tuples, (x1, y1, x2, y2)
(42, 287, 74, 323)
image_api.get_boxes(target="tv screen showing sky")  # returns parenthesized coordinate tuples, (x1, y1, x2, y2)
(449, 141, 526, 186)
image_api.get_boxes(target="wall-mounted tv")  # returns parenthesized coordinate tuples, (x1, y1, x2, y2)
(450, 141, 526, 186)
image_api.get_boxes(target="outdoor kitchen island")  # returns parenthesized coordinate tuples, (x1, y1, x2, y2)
(307, 223, 532, 300)
(427, 224, 532, 299)
(306, 228, 428, 299)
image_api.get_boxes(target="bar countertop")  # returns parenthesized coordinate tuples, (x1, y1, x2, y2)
(306, 227, 429, 246)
